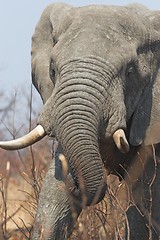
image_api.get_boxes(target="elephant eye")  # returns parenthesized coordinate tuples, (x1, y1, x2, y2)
(125, 65, 134, 77)
(125, 62, 137, 78)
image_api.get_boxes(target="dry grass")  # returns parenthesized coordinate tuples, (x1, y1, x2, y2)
(0, 155, 129, 240)
(70, 175, 128, 240)
(0, 142, 159, 239)
(0, 138, 52, 239)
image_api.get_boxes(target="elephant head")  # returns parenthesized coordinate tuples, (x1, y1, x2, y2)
(1, 3, 160, 239)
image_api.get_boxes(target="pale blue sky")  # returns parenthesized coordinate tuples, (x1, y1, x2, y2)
(0, 0, 160, 96)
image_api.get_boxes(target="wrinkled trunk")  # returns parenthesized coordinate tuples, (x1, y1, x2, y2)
(54, 80, 107, 205)
(39, 60, 126, 206)
(58, 124, 106, 206)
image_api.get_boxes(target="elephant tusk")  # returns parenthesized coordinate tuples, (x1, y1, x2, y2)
(113, 129, 129, 153)
(59, 154, 69, 178)
(0, 125, 46, 150)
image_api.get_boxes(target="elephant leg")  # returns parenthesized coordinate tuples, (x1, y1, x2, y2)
(126, 206, 149, 240)
(32, 141, 81, 240)
(149, 160, 160, 239)
(126, 146, 160, 240)
(126, 181, 150, 239)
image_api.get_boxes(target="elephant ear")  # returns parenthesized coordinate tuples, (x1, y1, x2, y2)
(31, 3, 73, 103)
(144, 70, 160, 145)
(129, 69, 160, 146)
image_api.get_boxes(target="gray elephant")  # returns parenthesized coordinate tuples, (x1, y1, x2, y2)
(1, 2, 160, 239)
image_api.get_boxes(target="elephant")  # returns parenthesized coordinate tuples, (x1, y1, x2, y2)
(1, 2, 160, 239)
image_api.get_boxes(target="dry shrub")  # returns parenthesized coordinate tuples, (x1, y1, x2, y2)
(0, 87, 52, 239)
(0, 138, 52, 240)
(0, 142, 129, 240)
(70, 175, 129, 240)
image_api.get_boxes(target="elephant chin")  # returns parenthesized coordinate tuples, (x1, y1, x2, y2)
(113, 129, 129, 153)
(0, 125, 46, 150)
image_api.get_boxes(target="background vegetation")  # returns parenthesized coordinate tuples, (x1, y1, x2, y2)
(0, 86, 129, 239)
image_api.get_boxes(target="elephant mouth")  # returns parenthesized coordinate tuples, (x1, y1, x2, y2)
(0, 125, 129, 153)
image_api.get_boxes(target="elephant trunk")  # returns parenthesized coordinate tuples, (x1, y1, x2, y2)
(53, 84, 107, 205)
(59, 121, 107, 206)
(38, 61, 128, 206)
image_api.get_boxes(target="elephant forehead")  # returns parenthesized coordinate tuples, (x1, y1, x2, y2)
(56, 5, 151, 43)
(51, 6, 153, 65)
(52, 28, 134, 71)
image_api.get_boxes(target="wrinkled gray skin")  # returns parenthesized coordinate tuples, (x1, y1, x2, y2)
(31, 3, 160, 239)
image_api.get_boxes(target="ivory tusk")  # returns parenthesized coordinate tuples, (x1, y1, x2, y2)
(0, 125, 46, 150)
(59, 154, 68, 178)
(113, 129, 129, 153)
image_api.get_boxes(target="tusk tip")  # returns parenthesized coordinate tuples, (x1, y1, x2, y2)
(113, 129, 130, 153)
(0, 125, 46, 150)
